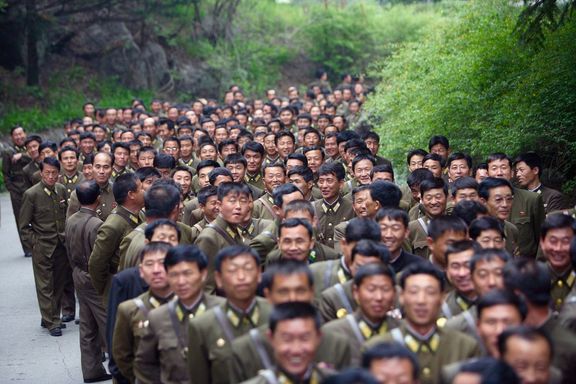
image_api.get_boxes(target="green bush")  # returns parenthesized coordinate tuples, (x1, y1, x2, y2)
(366, 0, 576, 195)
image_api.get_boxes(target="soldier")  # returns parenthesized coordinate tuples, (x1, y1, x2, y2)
(68, 152, 116, 221)
(322, 263, 400, 365)
(309, 217, 381, 298)
(539, 213, 575, 311)
(407, 178, 450, 259)
(275, 130, 296, 162)
(423, 216, 468, 270)
(405, 168, 435, 218)
(228, 260, 351, 382)
(287, 166, 315, 202)
(365, 263, 480, 384)
(189, 186, 220, 241)
(185, 159, 218, 215)
(442, 240, 480, 320)
(242, 141, 266, 190)
(154, 153, 176, 180)
(371, 164, 395, 183)
(240, 302, 334, 384)
(362, 342, 420, 384)
(428, 135, 450, 162)
(187, 245, 271, 384)
(375, 208, 424, 274)
(90, 173, 145, 305)
(486, 153, 545, 258)
(111, 142, 131, 181)
(478, 177, 520, 256)
(319, 240, 390, 323)
(514, 152, 566, 213)
(422, 153, 444, 179)
(177, 135, 195, 169)
(252, 163, 286, 221)
(446, 152, 472, 183)
(112, 242, 174, 383)
(224, 153, 264, 199)
(450, 176, 480, 204)
(2, 126, 33, 257)
(314, 162, 354, 249)
(362, 131, 392, 167)
(503, 258, 576, 383)
(134, 245, 224, 384)
(78, 132, 97, 162)
(195, 182, 253, 293)
(270, 218, 316, 264)
(64, 180, 111, 382)
(19, 158, 69, 336)
(400, 149, 428, 210)
(58, 146, 83, 201)
(24, 140, 57, 188)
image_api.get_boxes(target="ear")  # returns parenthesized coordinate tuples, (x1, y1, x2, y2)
(272, 205, 282, 218)
(200, 269, 208, 282)
(533, 166, 540, 176)
(139, 265, 145, 279)
(215, 271, 223, 290)
(352, 284, 359, 304)
(426, 236, 434, 253)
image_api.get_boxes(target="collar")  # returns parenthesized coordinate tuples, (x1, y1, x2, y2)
(549, 265, 576, 289)
(79, 207, 98, 216)
(215, 216, 243, 241)
(239, 220, 256, 237)
(338, 257, 352, 284)
(148, 291, 173, 309)
(455, 292, 475, 311)
(179, 157, 195, 167)
(61, 173, 79, 183)
(118, 205, 142, 225)
(276, 366, 321, 384)
(176, 295, 207, 321)
(403, 324, 440, 354)
(321, 198, 342, 214)
(245, 172, 262, 182)
(528, 183, 542, 193)
(226, 299, 259, 328)
(356, 313, 389, 340)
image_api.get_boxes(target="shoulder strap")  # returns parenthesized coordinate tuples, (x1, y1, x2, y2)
(258, 369, 279, 384)
(249, 328, 273, 371)
(417, 217, 428, 234)
(193, 223, 203, 232)
(168, 300, 186, 352)
(133, 297, 150, 317)
(207, 223, 237, 246)
(259, 196, 276, 218)
(323, 260, 336, 290)
(213, 306, 235, 343)
(334, 283, 354, 314)
(345, 314, 365, 344)
(390, 328, 405, 346)
(441, 302, 453, 319)
(463, 310, 477, 333)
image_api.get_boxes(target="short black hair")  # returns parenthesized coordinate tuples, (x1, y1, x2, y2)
(144, 182, 181, 218)
(269, 301, 321, 334)
(486, 152, 512, 167)
(428, 135, 449, 151)
(208, 167, 233, 185)
(406, 168, 434, 188)
(513, 151, 542, 171)
(284, 199, 315, 219)
(458, 357, 520, 384)
(469, 216, 505, 241)
(351, 154, 376, 172)
(498, 326, 553, 363)
(154, 153, 176, 169)
(428, 216, 468, 241)
(503, 259, 551, 306)
(285, 152, 308, 167)
(262, 260, 314, 291)
(112, 173, 139, 205)
(406, 148, 428, 165)
(144, 219, 181, 242)
(371, 164, 394, 180)
(375, 208, 409, 228)
(453, 200, 488, 226)
(477, 289, 526, 321)
(451, 176, 478, 197)
(196, 159, 220, 174)
(447, 151, 472, 169)
(279, 218, 313, 239)
(354, 263, 396, 287)
(399, 262, 445, 291)
(39, 141, 58, 153)
(302, 145, 325, 160)
(135, 166, 161, 182)
(321, 368, 379, 384)
(422, 153, 445, 168)
(287, 166, 314, 183)
(164, 244, 208, 271)
(369, 181, 402, 209)
(362, 342, 419, 380)
(351, 239, 390, 264)
(76, 180, 100, 205)
(242, 141, 265, 156)
(197, 185, 218, 206)
(58, 146, 78, 160)
(215, 245, 260, 273)
(25, 134, 43, 147)
(139, 241, 172, 263)
(470, 248, 511, 274)
(318, 162, 346, 181)
(540, 213, 575, 239)
(445, 240, 480, 264)
(224, 153, 247, 168)
(217, 182, 252, 201)
(419, 177, 448, 197)
(478, 177, 514, 200)
(345, 218, 381, 243)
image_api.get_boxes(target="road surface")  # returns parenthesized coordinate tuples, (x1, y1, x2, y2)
(0, 192, 112, 383)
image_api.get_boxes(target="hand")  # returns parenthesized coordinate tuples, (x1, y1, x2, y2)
(12, 153, 23, 163)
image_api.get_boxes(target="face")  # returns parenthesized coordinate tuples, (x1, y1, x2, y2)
(138, 134, 152, 146)
(401, 274, 443, 329)
(143, 118, 157, 137)
(279, 225, 314, 262)
(514, 161, 538, 188)
(304, 133, 320, 147)
(428, 230, 468, 269)
(244, 150, 263, 174)
(379, 217, 409, 255)
(129, 145, 140, 164)
(350, 255, 382, 277)
(214, 128, 228, 144)
(324, 137, 338, 158)
(26, 140, 40, 160)
(477, 304, 522, 357)
(121, 131, 135, 143)
(408, 155, 424, 172)
(541, 227, 574, 272)
(353, 159, 374, 185)
(317, 173, 342, 201)
(372, 172, 394, 183)
(141, 175, 159, 192)
(448, 159, 470, 181)
(353, 189, 380, 218)
(93, 153, 113, 185)
(11, 127, 26, 146)
(226, 163, 246, 183)
(167, 261, 206, 303)
(200, 145, 217, 161)
(488, 159, 512, 180)
(215, 254, 260, 301)
(483, 186, 513, 221)
(453, 187, 479, 204)
(503, 336, 551, 384)
(269, 318, 320, 378)
(446, 249, 475, 296)
(304, 150, 323, 175)
(40, 163, 59, 187)
(354, 275, 395, 323)
(421, 188, 447, 218)
(60, 150, 78, 173)
(476, 229, 505, 250)
(173, 170, 192, 195)
(279, 110, 293, 125)
(220, 144, 237, 160)
(430, 144, 448, 160)
(138, 151, 155, 168)
(423, 159, 442, 178)
(114, 148, 129, 168)
(139, 251, 169, 291)
(263, 135, 278, 157)
(288, 174, 312, 198)
(163, 141, 180, 159)
(82, 164, 93, 180)
(286, 159, 304, 173)
(369, 358, 416, 384)
(219, 192, 251, 225)
(180, 140, 193, 159)
(472, 258, 505, 296)
(200, 195, 220, 222)
(263, 166, 286, 193)
(265, 273, 314, 304)
(80, 139, 95, 155)
(475, 168, 489, 183)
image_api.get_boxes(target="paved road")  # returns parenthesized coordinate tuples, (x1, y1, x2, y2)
(0, 193, 112, 383)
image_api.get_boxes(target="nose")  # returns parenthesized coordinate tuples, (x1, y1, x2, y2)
(487, 273, 497, 287)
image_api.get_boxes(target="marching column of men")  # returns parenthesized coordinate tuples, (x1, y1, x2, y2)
(2, 85, 576, 384)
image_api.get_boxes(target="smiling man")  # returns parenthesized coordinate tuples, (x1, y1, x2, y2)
(252, 163, 286, 221)
(442, 241, 480, 321)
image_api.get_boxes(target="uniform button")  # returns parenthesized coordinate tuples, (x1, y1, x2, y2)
(328, 223, 333, 226)
(422, 367, 431, 377)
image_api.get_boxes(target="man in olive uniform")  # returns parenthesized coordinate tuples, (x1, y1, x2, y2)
(319, 240, 390, 323)
(242, 141, 266, 190)
(113, 242, 174, 383)
(64, 180, 111, 382)
(442, 241, 479, 320)
(22, 140, 51, 188)
(187, 246, 271, 384)
(19, 158, 70, 336)
(314, 162, 355, 248)
(90, 173, 144, 306)
(322, 263, 400, 366)
(251, 163, 286, 221)
(195, 183, 252, 293)
(227, 260, 351, 382)
(58, 146, 84, 201)
(134, 245, 224, 384)
(68, 152, 116, 221)
(2, 126, 33, 256)
(539, 213, 575, 312)
(240, 302, 335, 384)
(365, 263, 481, 384)
(486, 153, 545, 258)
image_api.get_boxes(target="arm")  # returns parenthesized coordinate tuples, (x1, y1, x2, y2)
(188, 319, 211, 384)
(18, 191, 35, 250)
(67, 190, 80, 220)
(112, 302, 136, 383)
(89, 222, 117, 295)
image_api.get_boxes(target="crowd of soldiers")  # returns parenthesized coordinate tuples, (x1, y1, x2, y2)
(2, 77, 576, 384)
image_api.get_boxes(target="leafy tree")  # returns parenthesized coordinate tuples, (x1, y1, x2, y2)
(516, 0, 576, 45)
